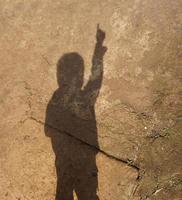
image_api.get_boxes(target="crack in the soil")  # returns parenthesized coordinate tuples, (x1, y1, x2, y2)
(29, 116, 140, 172)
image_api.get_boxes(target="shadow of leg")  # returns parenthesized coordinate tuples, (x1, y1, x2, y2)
(74, 166, 99, 200)
(56, 169, 74, 200)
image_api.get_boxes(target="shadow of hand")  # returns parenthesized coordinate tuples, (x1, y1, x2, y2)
(96, 24, 107, 56)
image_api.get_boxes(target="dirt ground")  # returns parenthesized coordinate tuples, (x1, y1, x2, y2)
(0, 0, 182, 199)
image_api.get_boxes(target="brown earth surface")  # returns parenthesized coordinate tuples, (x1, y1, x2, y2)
(0, 0, 182, 199)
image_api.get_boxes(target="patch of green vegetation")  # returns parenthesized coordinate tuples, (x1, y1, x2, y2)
(161, 127, 173, 137)
(176, 115, 182, 121)
(168, 177, 182, 189)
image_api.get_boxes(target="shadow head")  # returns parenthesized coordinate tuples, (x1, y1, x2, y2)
(57, 52, 84, 90)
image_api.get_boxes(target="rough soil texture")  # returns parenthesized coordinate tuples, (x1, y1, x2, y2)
(0, 0, 182, 199)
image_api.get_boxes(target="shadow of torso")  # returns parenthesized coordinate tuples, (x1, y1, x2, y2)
(45, 88, 99, 200)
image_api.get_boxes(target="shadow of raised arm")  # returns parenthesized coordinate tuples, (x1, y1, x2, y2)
(83, 24, 107, 105)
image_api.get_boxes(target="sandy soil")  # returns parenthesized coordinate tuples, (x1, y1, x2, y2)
(0, 0, 181, 199)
